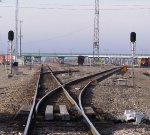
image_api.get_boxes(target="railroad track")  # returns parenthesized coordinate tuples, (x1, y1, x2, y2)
(0, 115, 25, 135)
(79, 73, 118, 135)
(23, 64, 123, 135)
(33, 88, 90, 135)
(23, 64, 92, 135)
(63, 68, 121, 106)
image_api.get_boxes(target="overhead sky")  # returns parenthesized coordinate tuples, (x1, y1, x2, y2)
(0, 0, 150, 54)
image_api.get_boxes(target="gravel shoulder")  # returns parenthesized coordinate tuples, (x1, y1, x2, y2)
(0, 64, 40, 114)
(90, 67, 150, 134)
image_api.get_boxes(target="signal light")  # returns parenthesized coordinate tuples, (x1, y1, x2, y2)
(130, 32, 136, 42)
(8, 30, 14, 41)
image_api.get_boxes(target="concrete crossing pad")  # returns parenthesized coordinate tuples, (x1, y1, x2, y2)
(45, 105, 53, 120)
(59, 105, 70, 120)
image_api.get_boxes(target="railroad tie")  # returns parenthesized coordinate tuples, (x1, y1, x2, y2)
(84, 107, 95, 117)
(45, 105, 54, 120)
(15, 105, 31, 119)
(59, 105, 70, 121)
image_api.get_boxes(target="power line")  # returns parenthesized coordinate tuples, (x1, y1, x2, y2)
(23, 25, 93, 44)
(1, 5, 150, 11)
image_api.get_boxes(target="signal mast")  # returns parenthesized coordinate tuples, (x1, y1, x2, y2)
(15, 0, 19, 61)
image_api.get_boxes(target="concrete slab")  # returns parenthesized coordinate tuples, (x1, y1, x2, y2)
(59, 105, 70, 121)
(117, 78, 127, 86)
(45, 105, 53, 120)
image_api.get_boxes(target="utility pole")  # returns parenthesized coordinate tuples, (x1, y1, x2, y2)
(15, 0, 19, 61)
(93, 0, 99, 64)
(19, 20, 23, 57)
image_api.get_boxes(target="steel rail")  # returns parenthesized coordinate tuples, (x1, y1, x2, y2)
(48, 66, 121, 135)
(65, 68, 118, 85)
(79, 67, 122, 135)
(23, 65, 42, 135)
(36, 65, 81, 115)
(46, 66, 121, 135)
(42, 70, 79, 75)
(24, 64, 61, 135)
(24, 64, 82, 135)
(48, 64, 81, 111)
(79, 81, 100, 135)
(49, 66, 82, 112)
(24, 65, 122, 135)
(35, 66, 117, 134)
(47, 65, 102, 135)
(35, 86, 62, 114)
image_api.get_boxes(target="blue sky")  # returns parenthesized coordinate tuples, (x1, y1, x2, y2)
(0, 0, 150, 54)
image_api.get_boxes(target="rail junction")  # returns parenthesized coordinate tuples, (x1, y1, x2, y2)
(22, 64, 123, 135)
(1, 62, 150, 135)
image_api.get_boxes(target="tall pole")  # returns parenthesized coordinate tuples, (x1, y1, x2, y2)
(10, 41, 13, 74)
(93, 0, 99, 64)
(130, 32, 136, 87)
(15, 0, 19, 61)
(131, 42, 136, 87)
(8, 30, 14, 74)
(19, 20, 23, 57)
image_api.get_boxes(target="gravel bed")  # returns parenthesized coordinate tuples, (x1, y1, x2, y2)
(50, 63, 115, 84)
(0, 64, 41, 135)
(34, 129, 90, 135)
(2, 63, 148, 135)
(90, 67, 150, 134)
(41, 73, 59, 94)
(0, 64, 40, 114)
